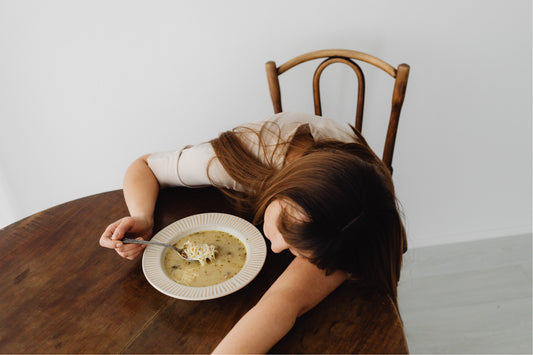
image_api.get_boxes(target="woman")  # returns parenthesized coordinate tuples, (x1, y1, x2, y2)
(99, 112, 407, 353)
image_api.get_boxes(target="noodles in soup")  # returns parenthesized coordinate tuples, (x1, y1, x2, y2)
(164, 230, 246, 287)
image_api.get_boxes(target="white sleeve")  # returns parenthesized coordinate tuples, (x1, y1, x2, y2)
(147, 143, 243, 191)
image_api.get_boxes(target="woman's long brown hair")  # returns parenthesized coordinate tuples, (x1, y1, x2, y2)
(209, 121, 407, 309)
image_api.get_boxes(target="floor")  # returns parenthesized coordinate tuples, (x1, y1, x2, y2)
(398, 234, 532, 354)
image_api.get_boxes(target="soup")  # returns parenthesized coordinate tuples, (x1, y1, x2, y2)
(163, 230, 247, 287)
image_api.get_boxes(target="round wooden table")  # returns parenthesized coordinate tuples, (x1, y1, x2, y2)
(0, 187, 408, 353)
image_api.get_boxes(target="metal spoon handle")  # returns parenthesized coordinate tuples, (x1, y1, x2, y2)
(121, 238, 192, 261)
(121, 238, 171, 249)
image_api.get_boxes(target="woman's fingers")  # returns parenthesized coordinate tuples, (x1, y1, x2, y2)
(110, 217, 136, 240)
(115, 239, 147, 260)
(100, 218, 149, 260)
(99, 220, 122, 249)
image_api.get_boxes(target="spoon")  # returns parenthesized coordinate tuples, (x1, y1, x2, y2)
(121, 238, 196, 262)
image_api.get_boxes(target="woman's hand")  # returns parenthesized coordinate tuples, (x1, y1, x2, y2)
(99, 216, 153, 260)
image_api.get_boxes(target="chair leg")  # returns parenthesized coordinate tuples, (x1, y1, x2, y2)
(265, 61, 283, 113)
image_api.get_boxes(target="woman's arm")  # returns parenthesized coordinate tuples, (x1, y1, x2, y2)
(122, 154, 160, 222)
(99, 145, 238, 260)
(99, 154, 160, 259)
(212, 257, 347, 354)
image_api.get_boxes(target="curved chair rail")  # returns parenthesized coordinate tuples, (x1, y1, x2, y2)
(276, 49, 398, 77)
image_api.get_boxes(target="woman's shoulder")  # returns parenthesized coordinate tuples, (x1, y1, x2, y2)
(265, 112, 356, 143)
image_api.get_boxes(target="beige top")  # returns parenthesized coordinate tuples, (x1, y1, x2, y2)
(147, 112, 356, 191)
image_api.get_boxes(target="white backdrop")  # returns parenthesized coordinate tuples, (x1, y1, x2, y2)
(0, 0, 531, 248)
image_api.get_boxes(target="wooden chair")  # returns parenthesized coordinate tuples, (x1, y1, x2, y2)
(265, 49, 410, 173)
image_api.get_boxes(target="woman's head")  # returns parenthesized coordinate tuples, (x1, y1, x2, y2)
(255, 142, 407, 303)
(210, 123, 407, 304)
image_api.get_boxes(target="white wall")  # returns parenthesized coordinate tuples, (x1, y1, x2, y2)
(0, 0, 531, 248)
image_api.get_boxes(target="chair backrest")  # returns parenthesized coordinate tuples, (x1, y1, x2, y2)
(265, 49, 410, 173)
